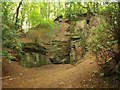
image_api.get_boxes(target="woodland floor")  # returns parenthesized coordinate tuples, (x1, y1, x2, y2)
(2, 52, 120, 88)
(2, 17, 120, 88)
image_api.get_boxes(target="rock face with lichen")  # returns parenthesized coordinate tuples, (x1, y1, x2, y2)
(19, 16, 89, 66)
(48, 20, 71, 64)
(49, 40, 70, 64)
(20, 14, 118, 68)
(20, 43, 47, 67)
(48, 17, 89, 64)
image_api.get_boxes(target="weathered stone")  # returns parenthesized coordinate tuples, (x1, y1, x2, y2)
(22, 43, 47, 55)
(20, 42, 47, 67)
(49, 40, 71, 64)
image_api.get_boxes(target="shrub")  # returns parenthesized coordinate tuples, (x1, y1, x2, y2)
(88, 19, 117, 53)
(88, 18, 118, 75)
(2, 21, 23, 61)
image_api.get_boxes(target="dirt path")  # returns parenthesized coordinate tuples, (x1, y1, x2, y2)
(2, 52, 119, 88)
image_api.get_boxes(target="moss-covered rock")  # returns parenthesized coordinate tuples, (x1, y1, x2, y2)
(20, 42, 47, 68)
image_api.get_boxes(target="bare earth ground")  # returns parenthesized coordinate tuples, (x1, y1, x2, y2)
(2, 52, 120, 88)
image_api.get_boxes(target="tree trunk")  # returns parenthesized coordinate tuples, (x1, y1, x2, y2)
(15, 0, 23, 26)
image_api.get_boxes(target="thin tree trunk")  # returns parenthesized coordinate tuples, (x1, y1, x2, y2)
(15, 0, 23, 26)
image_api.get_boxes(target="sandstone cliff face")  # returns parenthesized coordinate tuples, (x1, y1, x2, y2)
(19, 14, 118, 69)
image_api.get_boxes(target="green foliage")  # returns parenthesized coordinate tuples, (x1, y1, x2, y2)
(88, 19, 117, 53)
(28, 7, 55, 29)
(2, 49, 14, 63)
(28, 8, 41, 26)
(87, 15, 118, 76)
(2, 20, 23, 60)
(3, 23, 18, 47)
(38, 19, 55, 29)
(2, 2, 119, 31)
